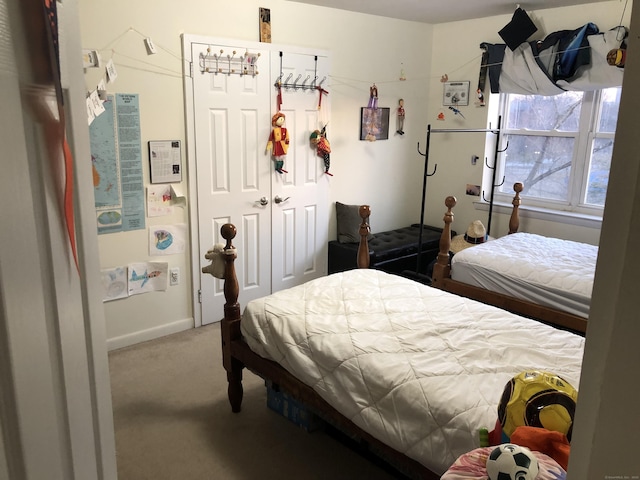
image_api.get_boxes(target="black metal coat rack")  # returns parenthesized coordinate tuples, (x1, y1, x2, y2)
(413, 115, 504, 276)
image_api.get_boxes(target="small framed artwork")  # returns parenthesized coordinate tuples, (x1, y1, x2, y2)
(360, 107, 390, 141)
(149, 140, 182, 184)
(443, 81, 470, 106)
(259, 8, 271, 43)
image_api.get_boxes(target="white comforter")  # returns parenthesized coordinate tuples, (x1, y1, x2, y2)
(451, 232, 598, 318)
(240, 269, 584, 475)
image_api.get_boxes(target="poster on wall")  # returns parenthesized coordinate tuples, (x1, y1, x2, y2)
(148, 140, 182, 183)
(101, 266, 128, 302)
(149, 224, 187, 256)
(127, 262, 169, 295)
(360, 107, 390, 141)
(90, 93, 145, 234)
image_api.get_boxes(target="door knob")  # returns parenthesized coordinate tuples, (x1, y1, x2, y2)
(274, 195, 290, 204)
(256, 196, 268, 206)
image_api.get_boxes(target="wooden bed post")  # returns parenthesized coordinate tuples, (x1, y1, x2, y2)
(219, 223, 244, 413)
(431, 196, 456, 288)
(357, 205, 371, 269)
(509, 182, 523, 234)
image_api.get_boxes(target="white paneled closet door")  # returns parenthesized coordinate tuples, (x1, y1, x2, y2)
(184, 36, 330, 326)
(270, 49, 330, 294)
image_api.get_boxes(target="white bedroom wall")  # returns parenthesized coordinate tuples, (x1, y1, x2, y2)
(79, 0, 630, 346)
(78, 0, 433, 346)
(427, 1, 631, 242)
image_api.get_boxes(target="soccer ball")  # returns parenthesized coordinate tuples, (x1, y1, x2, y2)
(486, 443, 539, 480)
(498, 370, 578, 440)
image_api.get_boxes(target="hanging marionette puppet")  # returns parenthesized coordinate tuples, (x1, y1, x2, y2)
(310, 125, 332, 176)
(266, 112, 289, 174)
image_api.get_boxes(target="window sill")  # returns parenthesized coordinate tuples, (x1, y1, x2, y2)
(474, 201, 603, 229)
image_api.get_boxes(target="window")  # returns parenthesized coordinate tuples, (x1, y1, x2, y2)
(493, 87, 621, 216)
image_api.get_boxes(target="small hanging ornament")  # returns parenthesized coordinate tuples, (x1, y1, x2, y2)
(367, 84, 378, 109)
(396, 99, 405, 135)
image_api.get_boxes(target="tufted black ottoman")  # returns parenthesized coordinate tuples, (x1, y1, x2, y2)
(328, 224, 454, 275)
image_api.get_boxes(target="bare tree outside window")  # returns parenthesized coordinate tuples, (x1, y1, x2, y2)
(497, 88, 620, 211)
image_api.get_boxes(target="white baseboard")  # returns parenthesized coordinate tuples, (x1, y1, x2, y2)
(107, 317, 195, 351)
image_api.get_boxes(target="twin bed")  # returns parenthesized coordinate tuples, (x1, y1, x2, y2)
(209, 201, 590, 478)
(432, 185, 594, 335)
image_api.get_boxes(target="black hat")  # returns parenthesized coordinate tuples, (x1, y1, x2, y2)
(499, 8, 538, 51)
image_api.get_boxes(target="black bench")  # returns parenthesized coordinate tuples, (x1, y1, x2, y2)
(328, 224, 454, 275)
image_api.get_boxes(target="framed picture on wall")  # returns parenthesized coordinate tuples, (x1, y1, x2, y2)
(360, 107, 390, 141)
(443, 81, 470, 106)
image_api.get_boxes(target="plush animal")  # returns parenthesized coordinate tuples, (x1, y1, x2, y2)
(201, 243, 226, 279)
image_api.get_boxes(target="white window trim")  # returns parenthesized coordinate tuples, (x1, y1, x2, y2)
(473, 200, 603, 229)
(488, 89, 616, 220)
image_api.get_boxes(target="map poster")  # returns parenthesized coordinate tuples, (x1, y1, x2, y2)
(90, 93, 145, 234)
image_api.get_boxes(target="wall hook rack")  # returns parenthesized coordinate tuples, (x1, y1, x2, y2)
(274, 52, 327, 92)
(199, 48, 260, 76)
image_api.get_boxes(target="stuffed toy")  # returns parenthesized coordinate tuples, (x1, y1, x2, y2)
(310, 125, 332, 175)
(266, 112, 289, 174)
(201, 243, 227, 279)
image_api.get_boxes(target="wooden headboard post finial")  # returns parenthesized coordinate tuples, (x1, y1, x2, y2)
(432, 196, 456, 288)
(509, 182, 524, 234)
(357, 205, 371, 269)
(219, 223, 244, 413)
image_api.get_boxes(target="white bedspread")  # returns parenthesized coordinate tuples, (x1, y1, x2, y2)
(451, 232, 597, 318)
(240, 269, 584, 475)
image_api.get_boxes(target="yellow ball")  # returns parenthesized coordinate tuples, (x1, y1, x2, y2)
(497, 370, 578, 440)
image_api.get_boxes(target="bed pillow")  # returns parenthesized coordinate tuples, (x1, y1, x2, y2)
(336, 202, 373, 243)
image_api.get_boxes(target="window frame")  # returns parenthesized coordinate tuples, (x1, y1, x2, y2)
(489, 88, 619, 219)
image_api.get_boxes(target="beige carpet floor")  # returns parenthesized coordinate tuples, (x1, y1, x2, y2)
(108, 322, 404, 479)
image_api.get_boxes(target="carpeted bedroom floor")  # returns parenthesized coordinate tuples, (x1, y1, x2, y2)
(108, 322, 404, 479)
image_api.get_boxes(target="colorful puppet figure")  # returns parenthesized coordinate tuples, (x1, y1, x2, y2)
(310, 125, 332, 176)
(396, 98, 405, 135)
(266, 112, 289, 174)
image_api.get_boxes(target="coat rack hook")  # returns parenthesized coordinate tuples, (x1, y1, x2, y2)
(494, 175, 506, 188)
(485, 156, 495, 169)
(417, 142, 426, 157)
(427, 163, 438, 177)
(497, 139, 510, 153)
(482, 190, 490, 202)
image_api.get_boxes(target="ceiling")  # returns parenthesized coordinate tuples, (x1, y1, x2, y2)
(286, 0, 609, 24)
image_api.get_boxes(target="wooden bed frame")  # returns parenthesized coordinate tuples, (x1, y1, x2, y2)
(431, 184, 588, 335)
(215, 205, 439, 480)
